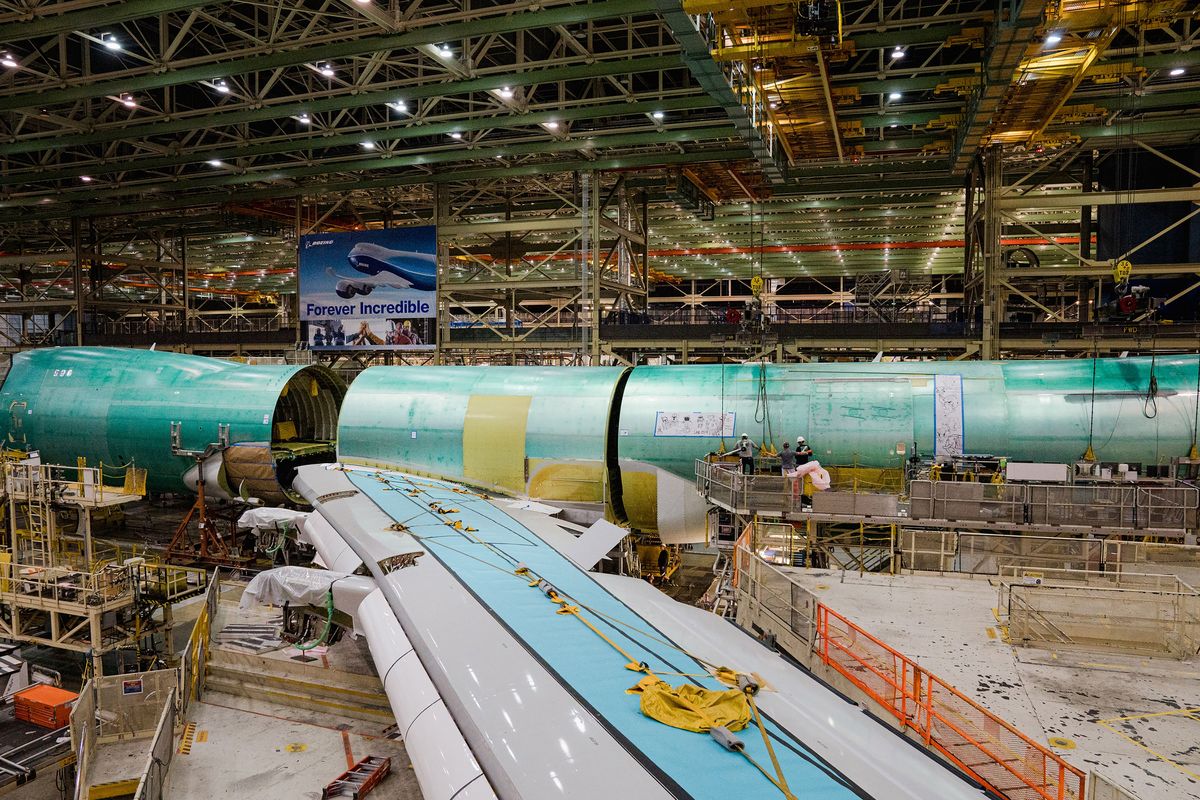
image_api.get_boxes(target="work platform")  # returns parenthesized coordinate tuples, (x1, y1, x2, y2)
(698, 459, 1200, 541)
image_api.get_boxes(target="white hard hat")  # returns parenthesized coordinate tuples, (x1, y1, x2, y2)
(797, 436, 806, 444)
(740, 433, 748, 438)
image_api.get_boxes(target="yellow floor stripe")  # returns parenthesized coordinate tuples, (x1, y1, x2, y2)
(1095, 708, 1200, 782)
(196, 730, 208, 743)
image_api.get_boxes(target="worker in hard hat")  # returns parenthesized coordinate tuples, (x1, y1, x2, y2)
(795, 436, 815, 507)
(779, 441, 797, 476)
(795, 436, 813, 465)
(735, 433, 759, 474)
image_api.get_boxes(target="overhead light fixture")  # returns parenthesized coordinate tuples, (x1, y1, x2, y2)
(319, 63, 335, 77)
(769, 101, 778, 109)
(888, 92, 901, 100)
(361, 141, 376, 150)
(0, 53, 16, 69)
(1045, 32, 1062, 45)
(437, 45, 453, 58)
(80, 175, 93, 182)
(120, 94, 136, 108)
(499, 86, 514, 99)
(389, 100, 407, 111)
(208, 159, 223, 167)
(1169, 67, 1185, 77)
(102, 33, 121, 51)
(449, 131, 463, 139)
(892, 47, 905, 59)
(296, 114, 311, 124)
(545, 121, 559, 129)
(214, 80, 230, 94)
(652, 110, 665, 120)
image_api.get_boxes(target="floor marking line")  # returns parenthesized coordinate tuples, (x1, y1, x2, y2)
(197, 698, 384, 740)
(341, 729, 355, 770)
(1095, 709, 1200, 782)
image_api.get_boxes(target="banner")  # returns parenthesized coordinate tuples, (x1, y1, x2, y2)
(298, 227, 436, 350)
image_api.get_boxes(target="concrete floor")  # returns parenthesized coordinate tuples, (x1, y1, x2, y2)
(170, 692, 420, 799)
(785, 568, 1200, 800)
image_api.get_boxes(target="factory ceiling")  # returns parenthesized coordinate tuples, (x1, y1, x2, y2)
(0, 0, 1195, 289)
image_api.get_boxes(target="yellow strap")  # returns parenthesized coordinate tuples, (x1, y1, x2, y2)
(748, 692, 795, 800)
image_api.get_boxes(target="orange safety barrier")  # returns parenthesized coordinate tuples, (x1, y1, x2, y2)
(815, 605, 1085, 800)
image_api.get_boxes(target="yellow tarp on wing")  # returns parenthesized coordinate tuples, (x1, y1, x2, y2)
(628, 676, 750, 733)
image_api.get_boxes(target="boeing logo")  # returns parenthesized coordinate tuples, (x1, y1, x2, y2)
(305, 238, 335, 249)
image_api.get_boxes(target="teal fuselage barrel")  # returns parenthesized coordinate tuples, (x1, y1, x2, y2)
(336, 356, 1200, 492)
(618, 356, 1200, 473)
(0, 347, 345, 495)
(338, 366, 626, 499)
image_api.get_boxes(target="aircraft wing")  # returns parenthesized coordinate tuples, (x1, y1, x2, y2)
(283, 463, 982, 800)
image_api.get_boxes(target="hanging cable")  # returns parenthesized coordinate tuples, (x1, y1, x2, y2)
(1084, 340, 1098, 461)
(1143, 332, 1159, 419)
(1191, 347, 1200, 459)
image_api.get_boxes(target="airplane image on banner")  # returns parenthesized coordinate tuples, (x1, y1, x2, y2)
(332, 241, 437, 296)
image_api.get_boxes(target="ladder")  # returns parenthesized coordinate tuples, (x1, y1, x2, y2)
(321, 756, 391, 799)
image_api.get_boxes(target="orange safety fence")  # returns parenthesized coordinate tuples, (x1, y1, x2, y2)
(816, 605, 1085, 800)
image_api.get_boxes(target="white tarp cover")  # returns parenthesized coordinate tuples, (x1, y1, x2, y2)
(236, 507, 309, 532)
(240, 565, 353, 608)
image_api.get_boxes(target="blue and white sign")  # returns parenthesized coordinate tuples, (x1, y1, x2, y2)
(299, 227, 437, 350)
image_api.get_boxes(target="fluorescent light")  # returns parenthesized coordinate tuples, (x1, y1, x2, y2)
(389, 100, 407, 111)
(892, 47, 904, 59)
(319, 63, 335, 77)
(296, 114, 311, 124)
(0, 54, 16, 68)
(80, 175, 93, 182)
(545, 121, 559, 129)
(437, 45, 453, 58)
(361, 141, 376, 150)
(120, 95, 136, 108)
(888, 92, 901, 100)
(652, 111, 665, 120)
(214, 80, 230, 94)
(1045, 32, 1062, 45)
(208, 159, 223, 167)
(449, 131, 463, 140)
(1169, 67, 1185, 77)
(102, 34, 121, 51)
(499, 86, 514, 99)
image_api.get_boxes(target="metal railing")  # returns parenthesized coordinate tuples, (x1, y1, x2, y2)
(901, 530, 1200, 579)
(5, 461, 147, 506)
(0, 560, 134, 608)
(132, 688, 176, 800)
(817, 604, 1085, 800)
(998, 570, 1200, 659)
(911, 480, 1197, 532)
(733, 531, 1087, 800)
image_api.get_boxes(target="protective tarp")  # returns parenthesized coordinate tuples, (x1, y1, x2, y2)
(237, 507, 309, 533)
(787, 460, 831, 491)
(241, 565, 354, 608)
(627, 675, 750, 733)
(223, 442, 283, 503)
